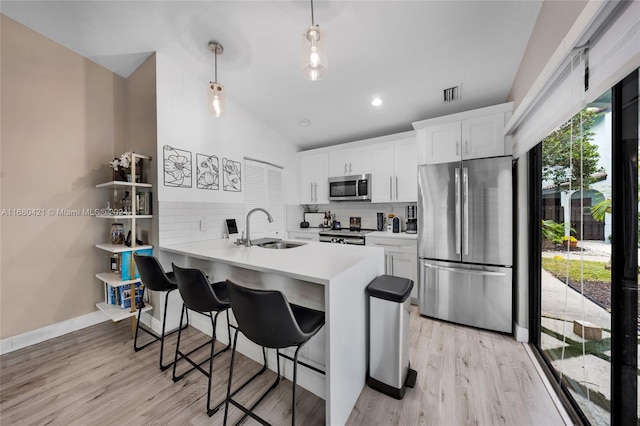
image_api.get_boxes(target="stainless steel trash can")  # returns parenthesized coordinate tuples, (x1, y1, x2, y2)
(367, 275, 416, 399)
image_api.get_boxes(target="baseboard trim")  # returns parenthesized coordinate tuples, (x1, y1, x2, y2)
(514, 321, 529, 342)
(0, 311, 108, 355)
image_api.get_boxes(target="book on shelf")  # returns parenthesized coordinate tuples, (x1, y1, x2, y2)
(120, 248, 153, 280)
(104, 284, 121, 306)
(119, 282, 143, 310)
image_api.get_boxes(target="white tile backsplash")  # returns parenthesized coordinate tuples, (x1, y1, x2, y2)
(289, 202, 417, 231)
(161, 201, 418, 245)
(159, 201, 245, 246)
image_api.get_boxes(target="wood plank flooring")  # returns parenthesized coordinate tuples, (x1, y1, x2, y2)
(1, 307, 566, 425)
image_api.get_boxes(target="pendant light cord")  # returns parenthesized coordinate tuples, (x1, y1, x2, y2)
(310, 0, 315, 26)
(214, 49, 218, 84)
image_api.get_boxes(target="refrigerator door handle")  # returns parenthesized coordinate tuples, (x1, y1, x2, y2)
(455, 167, 461, 254)
(463, 167, 469, 256)
(423, 263, 506, 277)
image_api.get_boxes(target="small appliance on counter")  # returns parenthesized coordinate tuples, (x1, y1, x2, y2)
(392, 217, 400, 233)
(376, 212, 385, 231)
(406, 206, 417, 234)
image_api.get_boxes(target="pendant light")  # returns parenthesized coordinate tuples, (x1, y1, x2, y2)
(207, 41, 225, 117)
(302, 0, 327, 81)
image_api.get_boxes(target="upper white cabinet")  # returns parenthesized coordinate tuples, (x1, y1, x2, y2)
(371, 134, 417, 203)
(300, 152, 329, 204)
(328, 145, 371, 177)
(413, 103, 512, 164)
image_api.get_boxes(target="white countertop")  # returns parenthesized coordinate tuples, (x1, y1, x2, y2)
(367, 231, 418, 240)
(160, 239, 383, 285)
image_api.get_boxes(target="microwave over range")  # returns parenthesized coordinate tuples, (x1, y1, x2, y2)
(328, 174, 371, 201)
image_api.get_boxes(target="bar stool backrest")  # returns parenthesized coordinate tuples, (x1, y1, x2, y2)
(226, 280, 306, 349)
(172, 263, 227, 313)
(134, 254, 176, 291)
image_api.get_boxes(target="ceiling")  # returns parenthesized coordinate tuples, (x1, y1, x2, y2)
(1, 1, 543, 150)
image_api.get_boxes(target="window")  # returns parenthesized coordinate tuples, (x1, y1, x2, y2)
(530, 69, 638, 424)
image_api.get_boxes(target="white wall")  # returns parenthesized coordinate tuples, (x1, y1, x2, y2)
(154, 47, 299, 245)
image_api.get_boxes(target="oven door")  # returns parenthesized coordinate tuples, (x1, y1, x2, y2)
(319, 235, 365, 245)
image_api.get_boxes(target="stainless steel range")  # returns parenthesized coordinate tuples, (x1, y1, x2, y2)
(318, 229, 373, 245)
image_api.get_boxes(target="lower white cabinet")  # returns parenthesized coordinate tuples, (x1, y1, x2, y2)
(366, 233, 418, 302)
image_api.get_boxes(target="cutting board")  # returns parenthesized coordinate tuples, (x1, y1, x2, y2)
(304, 212, 326, 228)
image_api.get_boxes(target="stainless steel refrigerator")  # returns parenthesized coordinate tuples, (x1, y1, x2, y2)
(417, 156, 512, 333)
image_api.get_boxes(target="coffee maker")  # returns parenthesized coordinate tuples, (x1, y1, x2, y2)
(406, 205, 417, 234)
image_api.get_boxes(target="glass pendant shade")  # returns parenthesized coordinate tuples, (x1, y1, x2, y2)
(302, 25, 327, 81)
(208, 82, 224, 117)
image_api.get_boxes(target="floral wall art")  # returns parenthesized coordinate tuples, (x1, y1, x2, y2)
(222, 158, 241, 192)
(163, 145, 192, 188)
(196, 154, 219, 190)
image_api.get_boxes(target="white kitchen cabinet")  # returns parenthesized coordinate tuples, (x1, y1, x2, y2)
(366, 233, 418, 303)
(393, 137, 418, 202)
(328, 145, 371, 177)
(419, 122, 461, 164)
(300, 152, 328, 204)
(371, 135, 417, 203)
(462, 113, 505, 159)
(414, 103, 512, 165)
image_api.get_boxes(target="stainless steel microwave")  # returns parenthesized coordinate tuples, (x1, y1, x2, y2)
(328, 174, 371, 201)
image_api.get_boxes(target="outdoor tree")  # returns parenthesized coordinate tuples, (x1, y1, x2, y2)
(542, 109, 604, 190)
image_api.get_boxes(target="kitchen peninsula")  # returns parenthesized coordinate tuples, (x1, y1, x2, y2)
(160, 239, 385, 425)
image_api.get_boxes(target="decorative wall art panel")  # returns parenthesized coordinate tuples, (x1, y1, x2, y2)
(163, 145, 192, 188)
(222, 158, 241, 192)
(196, 154, 219, 190)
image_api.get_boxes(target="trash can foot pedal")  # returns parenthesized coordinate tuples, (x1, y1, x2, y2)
(405, 368, 417, 388)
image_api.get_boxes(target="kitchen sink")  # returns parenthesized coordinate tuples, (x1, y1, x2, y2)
(255, 241, 306, 249)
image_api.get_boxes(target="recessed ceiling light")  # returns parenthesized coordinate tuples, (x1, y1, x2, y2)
(298, 119, 311, 127)
(371, 97, 383, 107)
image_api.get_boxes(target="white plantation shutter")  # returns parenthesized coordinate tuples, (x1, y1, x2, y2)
(244, 159, 284, 240)
(267, 168, 283, 238)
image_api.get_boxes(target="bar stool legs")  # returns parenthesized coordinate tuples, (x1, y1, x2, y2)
(223, 329, 324, 426)
(223, 329, 278, 426)
(171, 304, 233, 416)
(133, 286, 188, 371)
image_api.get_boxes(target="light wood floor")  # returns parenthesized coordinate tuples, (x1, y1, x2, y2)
(1, 307, 566, 425)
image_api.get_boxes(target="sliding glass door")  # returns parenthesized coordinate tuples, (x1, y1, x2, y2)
(531, 69, 638, 424)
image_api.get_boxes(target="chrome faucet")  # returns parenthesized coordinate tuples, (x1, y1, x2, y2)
(245, 208, 274, 247)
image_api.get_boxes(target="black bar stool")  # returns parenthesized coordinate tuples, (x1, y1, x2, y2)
(223, 280, 325, 426)
(171, 263, 233, 416)
(133, 254, 187, 371)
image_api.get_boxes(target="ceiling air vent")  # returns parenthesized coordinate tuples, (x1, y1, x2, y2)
(443, 85, 461, 102)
